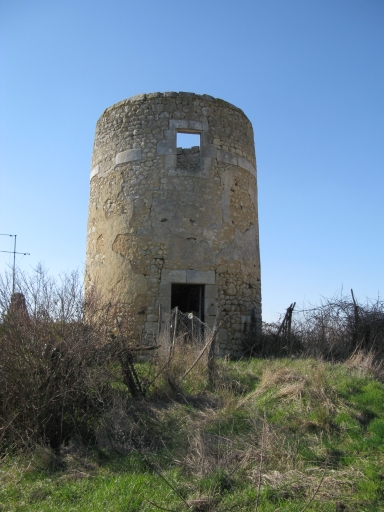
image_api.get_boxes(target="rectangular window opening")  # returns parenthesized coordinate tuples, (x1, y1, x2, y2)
(176, 132, 201, 172)
(171, 284, 205, 322)
(176, 132, 200, 150)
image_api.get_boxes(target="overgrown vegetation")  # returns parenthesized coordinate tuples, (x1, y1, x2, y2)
(1, 268, 384, 511)
(253, 293, 384, 367)
(0, 266, 217, 453)
(0, 266, 143, 451)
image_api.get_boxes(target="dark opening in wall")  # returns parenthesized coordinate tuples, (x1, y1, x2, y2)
(171, 284, 205, 321)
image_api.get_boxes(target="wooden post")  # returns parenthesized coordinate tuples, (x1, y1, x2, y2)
(169, 307, 178, 363)
(287, 302, 296, 354)
(191, 313, 194, 342)
(276, 302, 295, 354)
(208, 310, 220, 387)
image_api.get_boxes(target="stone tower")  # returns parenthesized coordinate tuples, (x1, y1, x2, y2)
(86, 92, 261, 356)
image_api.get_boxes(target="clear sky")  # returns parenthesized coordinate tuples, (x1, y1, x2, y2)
(1, 0, 383, 321)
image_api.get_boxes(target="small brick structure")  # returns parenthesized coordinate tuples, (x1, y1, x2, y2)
(86, 92, 261, 356)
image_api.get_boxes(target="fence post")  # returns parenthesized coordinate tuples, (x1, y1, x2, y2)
(287, 302, 295, 354)
(169, 306, 178, 363)
(276, 302, 296, 355)
(208, 309, 220, 387)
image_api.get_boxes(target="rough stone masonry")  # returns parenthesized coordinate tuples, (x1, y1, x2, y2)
(86, 92, 261, 356)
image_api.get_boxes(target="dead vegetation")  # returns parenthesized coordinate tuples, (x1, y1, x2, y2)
(251, 291, 384, 373)
(1, 269, 384, 510)
(0, 266, 219, 453)
(1, 352, 383, 510)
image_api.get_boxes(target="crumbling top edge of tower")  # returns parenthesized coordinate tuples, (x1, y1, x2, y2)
(99, 91, 252, 126)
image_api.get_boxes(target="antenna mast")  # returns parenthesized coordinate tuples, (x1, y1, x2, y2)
(0, 234, 30, 294)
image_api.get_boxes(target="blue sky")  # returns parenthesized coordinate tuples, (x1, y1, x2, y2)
(1, 0, 383, 321)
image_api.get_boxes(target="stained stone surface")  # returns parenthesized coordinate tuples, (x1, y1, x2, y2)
(86, 92, 261, 356)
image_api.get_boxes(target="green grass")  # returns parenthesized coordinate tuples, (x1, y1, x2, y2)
(1, 357, 384, 511)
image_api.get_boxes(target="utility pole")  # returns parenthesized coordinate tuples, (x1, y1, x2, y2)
(0, 234, 30, 294)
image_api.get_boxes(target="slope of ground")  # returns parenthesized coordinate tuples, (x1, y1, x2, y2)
(1, 356, 384, 511)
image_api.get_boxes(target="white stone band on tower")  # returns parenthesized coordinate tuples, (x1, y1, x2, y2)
(86, 92, 261, 356)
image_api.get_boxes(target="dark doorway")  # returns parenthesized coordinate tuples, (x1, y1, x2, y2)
(171, 284, 205, 321)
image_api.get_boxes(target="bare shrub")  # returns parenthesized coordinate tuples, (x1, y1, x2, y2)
(0, 265, 146, 452)
(295, 293, 384, 362)
(253, 292, 384, 363)
(0, 266, 220, 454)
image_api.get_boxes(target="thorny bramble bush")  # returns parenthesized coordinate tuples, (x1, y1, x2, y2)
(254, 292, 384, 369)
(0, 265, 149, 452)
(0, 265, 217, 454)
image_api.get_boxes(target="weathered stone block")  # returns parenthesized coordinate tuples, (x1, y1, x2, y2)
(161, 269, 186, 284)
(187, 270, 215, 284)
(156, 297, 171, 311)
(205, 298, 218, 316)
(115, 149, 142, 164)
(217, 149, 237, 166)
(169, 119, 208, 131)
(90, 165, 99, 180)
(165, 154, 176, 169)
(205, 285, 218, 298)
(238, 156, 256, 177)
(159, 283, 172, 297)
(129, 93, 146, 102)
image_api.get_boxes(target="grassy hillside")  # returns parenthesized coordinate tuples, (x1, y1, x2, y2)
(1, 356, 384, 511)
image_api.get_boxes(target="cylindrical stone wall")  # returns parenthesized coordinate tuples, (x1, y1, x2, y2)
(86, 92, 261, 356)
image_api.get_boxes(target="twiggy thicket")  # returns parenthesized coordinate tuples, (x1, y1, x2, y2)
(0, 266, 120, 451)
(0, 266, 218, 453)
(253, 292, 384, 367)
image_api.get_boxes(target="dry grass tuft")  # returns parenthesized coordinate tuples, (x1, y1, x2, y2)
(345, 350, 384, 381)
(261, 367, 303, 388)
(260, 467, 362, 503)
(238, 366, 307, 407)
(180, 429, 242, 479)
(276, 381, 306, 400)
